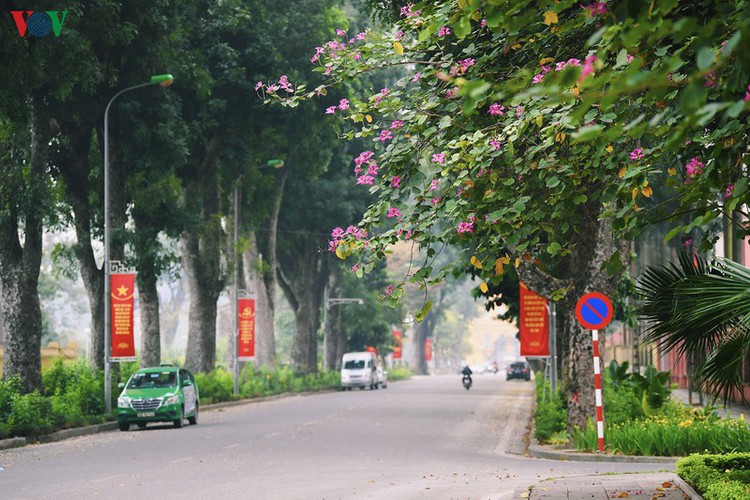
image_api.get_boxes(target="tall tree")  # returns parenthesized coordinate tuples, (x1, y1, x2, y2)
(266, 0, 750, 432)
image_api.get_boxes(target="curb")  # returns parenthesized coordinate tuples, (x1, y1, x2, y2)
(526, 443, 678, 464)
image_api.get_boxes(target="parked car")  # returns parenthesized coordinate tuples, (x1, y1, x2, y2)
(376, 365, 388, 389)
(506, 361, 531, 381)
(340, 351, 378, 390)
(117, 364, 199, 431)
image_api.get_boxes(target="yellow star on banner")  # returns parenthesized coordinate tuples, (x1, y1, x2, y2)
(117, 285, 128, 296)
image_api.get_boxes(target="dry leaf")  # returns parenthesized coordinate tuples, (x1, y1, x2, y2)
(543, 10, 558, 25)
(394, 42, 404, 55)
(661, 482, 673, 488)
(616, 492, 629, 498)
(479, 282, 489, 293)
(470, 255, 482, 269)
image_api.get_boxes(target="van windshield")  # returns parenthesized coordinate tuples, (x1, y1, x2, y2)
(344, 360, 366, 369)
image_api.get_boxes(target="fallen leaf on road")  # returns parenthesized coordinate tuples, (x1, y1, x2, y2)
(519, 492, 529, 498)
(616, 492, 629, 498)
(661, 482, 672, 488)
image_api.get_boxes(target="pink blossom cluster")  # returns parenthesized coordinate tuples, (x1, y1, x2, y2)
(387, 207, 401, 218)
(489, 137, 502, 151)
(630, 148, 644, 161)
(379, 130, 393, 143)
(353, 151, 379, 186)
(583, 2, 608, 16)
(432, 153, 446, 164)
(579, 55, 597, 81)
(438, 26, 451, 38)
(390, 120, 404, 130)
(457, 221, 474, 234)
(450, 58, 476, 76)
(488, 102, 505, 116)
(257, 75, 294, 94)
(445, 87, 459, 99)
(724, 184, 734, 199)
(705, 71, 718, 88)
(310, 31, 367, 64)
(325, 98, 350, 115)
(399, 3, 422, 18)
(375, 88, 389, 105)
(555, 58, 582, 71)
(685, 157, 704, 176)
(390, 176, 401, 188)
(532, 65, 552, 84)
(397, 228, 413, 239)
(328, 225, 368, 252)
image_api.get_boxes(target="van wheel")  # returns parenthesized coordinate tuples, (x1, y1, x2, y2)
(173, 406, 184, 428)
(188, 404, 198, 426)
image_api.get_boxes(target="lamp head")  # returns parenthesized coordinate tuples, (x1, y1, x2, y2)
(151, 74, 175, 87)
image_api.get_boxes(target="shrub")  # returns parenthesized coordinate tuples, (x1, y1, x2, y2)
(387, 366, 413, 381)
(534, 376, 566, 443)
(677, 453, 750, 499)
(194, 368, 235, 404)
(8, 392, 54, 436)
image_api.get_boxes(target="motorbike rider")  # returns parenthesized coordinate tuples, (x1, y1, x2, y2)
(461, 365, 473, 384)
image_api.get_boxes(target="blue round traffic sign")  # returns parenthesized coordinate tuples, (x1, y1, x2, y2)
(575, 292, 613, 330)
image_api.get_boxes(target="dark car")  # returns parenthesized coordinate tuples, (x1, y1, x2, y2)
(506, 361, 531, 381)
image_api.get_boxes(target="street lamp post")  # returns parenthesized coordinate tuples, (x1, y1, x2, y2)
(232, 159, 284, 396)
(322, 287, 364, 370)
(103, 74, 174, 414)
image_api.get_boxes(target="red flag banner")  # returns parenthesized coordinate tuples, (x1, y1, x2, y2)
(424, 338, 433, 361)
(110, 273, 136, 361)
(519, 282, 550, 356)
(238, 298, 256, 359)
(392, 330, 402, 360)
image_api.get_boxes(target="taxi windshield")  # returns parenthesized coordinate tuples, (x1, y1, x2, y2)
(127, 372, 177, 389)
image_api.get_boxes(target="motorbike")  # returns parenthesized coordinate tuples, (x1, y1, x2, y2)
(462, 375, 472, 390)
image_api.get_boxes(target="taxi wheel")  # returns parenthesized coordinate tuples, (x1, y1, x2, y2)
(173, 406, 184, 428)
(118, 422, 130, 432)
(188, 405, 198, 426)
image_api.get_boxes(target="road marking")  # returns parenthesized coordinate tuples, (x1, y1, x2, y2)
(222, 443, 240, 450)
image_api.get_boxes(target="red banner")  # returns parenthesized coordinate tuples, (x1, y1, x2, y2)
(424, 338, 433, 361)
(238, 298, 256, 359)
(110, 273, 136, 360)
(392, 330, 402, 359)
(519, 282, 550, 356)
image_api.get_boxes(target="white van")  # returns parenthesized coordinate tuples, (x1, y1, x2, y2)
(340, 352, 378, 390)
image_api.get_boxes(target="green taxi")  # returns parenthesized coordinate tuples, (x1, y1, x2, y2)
(117, 364, 199, 431)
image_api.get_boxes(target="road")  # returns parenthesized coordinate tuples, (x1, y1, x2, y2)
(0, 374, 675, 499)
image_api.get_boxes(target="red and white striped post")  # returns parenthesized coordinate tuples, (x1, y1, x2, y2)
(592, 329, 605, 452)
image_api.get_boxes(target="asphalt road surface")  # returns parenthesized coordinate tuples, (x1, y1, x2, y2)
(0, 374, 675, 499)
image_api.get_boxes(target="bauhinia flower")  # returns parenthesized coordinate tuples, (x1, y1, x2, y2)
(630, 148, 644, 161)
(432, 153, 446, 164)
(488, 103, 505, 116)
(685, 157, 704, 176)
(387, 207, 401, 218)
(457, 221, 474, 234)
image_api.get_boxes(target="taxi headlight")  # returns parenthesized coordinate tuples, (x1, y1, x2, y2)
(164, 394, 180, 406)
(117, 397, 131, 409)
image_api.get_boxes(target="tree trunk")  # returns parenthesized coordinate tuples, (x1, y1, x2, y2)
(516, 203, 627, 434)
(137, 265, 161, 368)
(277, 238, 327, 374)
(0, 95, 48, 393)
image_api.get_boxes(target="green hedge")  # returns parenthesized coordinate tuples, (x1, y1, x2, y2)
(676, 453, 750, 499)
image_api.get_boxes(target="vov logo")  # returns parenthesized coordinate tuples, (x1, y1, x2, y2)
(11, 11, 68, 37)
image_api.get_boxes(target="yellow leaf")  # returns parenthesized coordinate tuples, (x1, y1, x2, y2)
(394, 42, 404, 55)
(500, 254, 511, 265)
(470, 255, 483, 269)
(458, 0, 469, 8)
(539, 57, 554, 65)
(605, 145, 614, 153)
(494, 258, 504, 275)
(555, 132, 566, 142)
(515, 257, 521, 268)
(631, 188, 638, 200)
(618, 167, 626, 178)
(543, 10, 558, 25)
(511, 43, 521, 50)
(335, 244, 347, 260)
(668, 167, 677, 176)
(641, 186, 653, 198)
(365, 114, 373, 123)
(570, 87, 580, 96)
(535, 114, 543, 127)
(479, 282, 489, 294)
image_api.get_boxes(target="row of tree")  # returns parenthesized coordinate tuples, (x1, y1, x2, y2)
(0, 0, 416, 393)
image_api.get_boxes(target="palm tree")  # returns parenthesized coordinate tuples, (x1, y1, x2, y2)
(637, 251, 750, 403)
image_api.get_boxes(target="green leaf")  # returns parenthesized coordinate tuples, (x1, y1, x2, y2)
(727, 100, 745, 119)
(415, 300, 433, 322)
(546, 176, 560, 188)
(696, 47, 714, 71)
(571, 125, 604, 143)
(547, 242, 562, 255)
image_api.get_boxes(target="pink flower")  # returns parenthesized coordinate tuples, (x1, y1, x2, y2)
(516, 106, 523, 118)
(387, 207, 401, 218)
(390, 176, 402, 188)
(395, 31, 404, 40)
(356, 32, 367, 41)
(457, 221, 474, 234)
(430, 197, 441, 205)
(390, 120, 404, 130)
(445, 87, 459, 98)
(705, 71, 718, 88)
(336, 29, 346, 36)
(397, 228, 413, 239)
(724, 184, 734, 199)
(489, 138, 502, 151)
(351, 263, 360, 272)
(579, 55, 597, 81)
(630, 148, 644, 161)
(331, 227, 344, 239)
(744, 83, 750, 102)
(429, 179, 439, 191)
(481, 19, 487, 28)
(432, 153, 446, 164)
(683, 239, 692, 247)
(438, 26, 451, 38)
(584, 2, 608, 16)
(325, 106, 337, 115)
(626, 54, 634, 63)
(532, 73, 545, 84)
(379, 130, 393, 143)
(411, 72, 422, 83)
(356, 175, 375, 186)
(488, 103, 505, 116)
(400, 4, 421, 18)
(277, 75, 293, 92)
(685, 157, 704, 176)
(338, 99, 350, 110)
(385, 285, 395, 296)
(254, 81, 263, 91)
